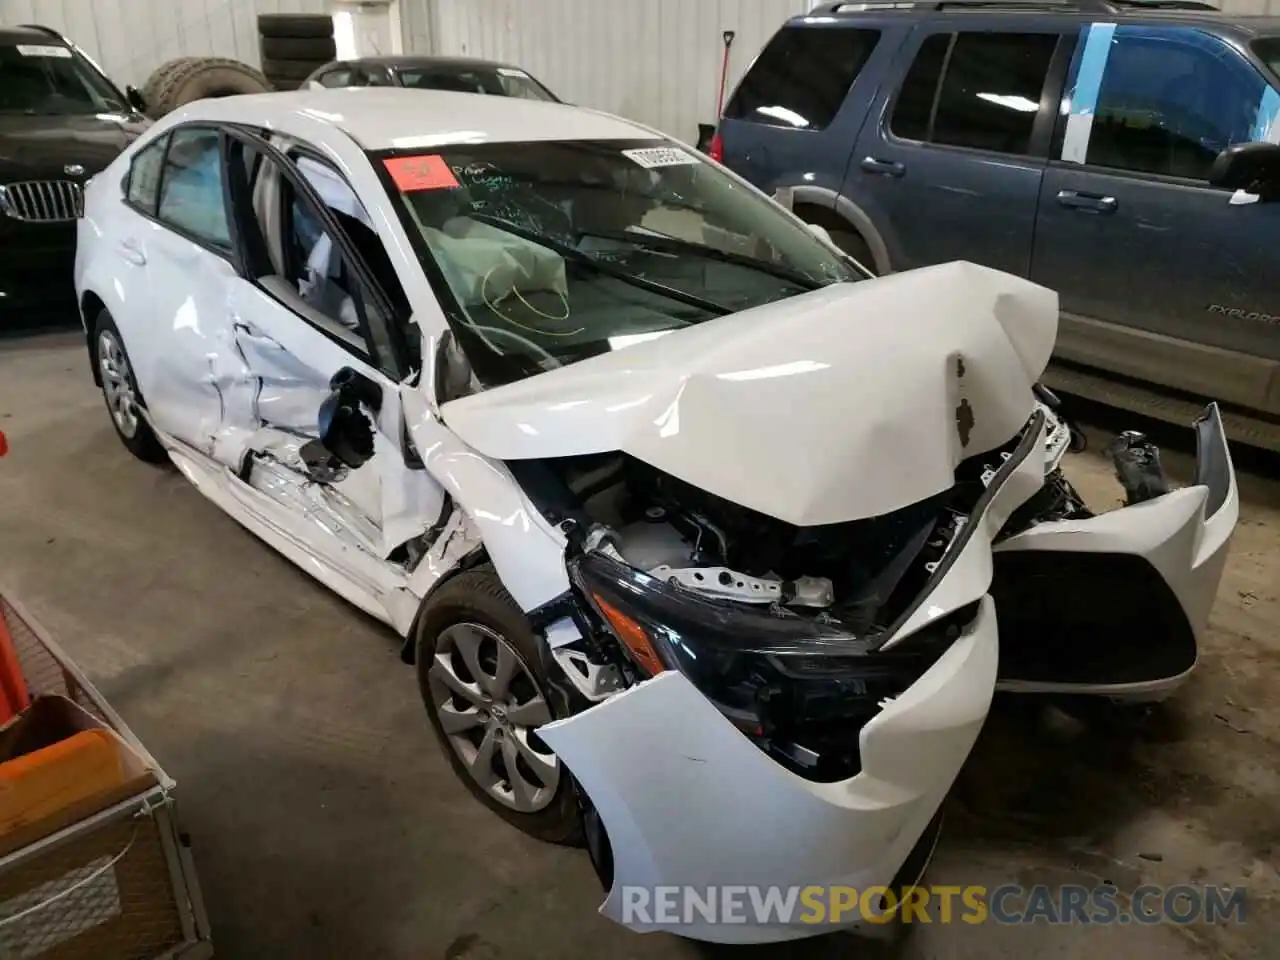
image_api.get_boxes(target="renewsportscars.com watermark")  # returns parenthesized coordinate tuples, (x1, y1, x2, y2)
(620, 884, 1248, 927)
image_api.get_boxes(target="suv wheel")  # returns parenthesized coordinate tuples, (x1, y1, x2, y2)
(94, 312, 167, 463)
(830, 228, 880, 276)
(415, 568, 583, 845)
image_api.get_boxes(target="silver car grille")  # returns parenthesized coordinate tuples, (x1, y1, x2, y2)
(0, 180, 85, 223)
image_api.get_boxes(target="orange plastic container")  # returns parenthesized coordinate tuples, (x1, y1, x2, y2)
(0, 729, 128, 835)
(0, 614, 28, 725)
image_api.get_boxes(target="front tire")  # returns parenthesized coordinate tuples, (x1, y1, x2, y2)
(415, 568, 582, 845)
(94, 312, 167, 463)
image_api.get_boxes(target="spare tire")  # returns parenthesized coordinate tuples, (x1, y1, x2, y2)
(143, 57, 274, 118)
(265, 75, 306, 92)
(259, 58, 322, 83)
(141, 56, 195, 116)
(258, 14, 334, 39)
(260, 36, 336, 61)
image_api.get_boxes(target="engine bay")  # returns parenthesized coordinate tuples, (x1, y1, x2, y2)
(513, 408, 1089, 639)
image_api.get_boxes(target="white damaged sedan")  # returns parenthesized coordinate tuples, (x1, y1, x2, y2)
(74, 89, 1238, 943)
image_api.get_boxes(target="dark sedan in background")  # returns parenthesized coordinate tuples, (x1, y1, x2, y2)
(303, 55, 560, 102)
(1, 24, 149, 331)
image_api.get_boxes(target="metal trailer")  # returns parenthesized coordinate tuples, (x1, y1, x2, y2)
(0, 592, 213, 960)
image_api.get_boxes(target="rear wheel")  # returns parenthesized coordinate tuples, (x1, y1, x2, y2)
(94, 312, 166, 463)
(415, 569, 582, 845)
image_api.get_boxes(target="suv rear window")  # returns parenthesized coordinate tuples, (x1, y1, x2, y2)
(891, 31, 1059, 155)
(724, 25, 880, 131)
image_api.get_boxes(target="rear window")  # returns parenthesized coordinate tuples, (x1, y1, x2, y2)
(724, 25, 880, 131)
(890, 31, 1059, 155)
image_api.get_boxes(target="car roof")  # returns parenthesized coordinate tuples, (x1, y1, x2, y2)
(0, 25, 69, 45)
(169, 87, 656, 150)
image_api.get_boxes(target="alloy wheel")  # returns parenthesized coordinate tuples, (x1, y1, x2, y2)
(98, 330, 139, 439)
(428, 622, 560, 813)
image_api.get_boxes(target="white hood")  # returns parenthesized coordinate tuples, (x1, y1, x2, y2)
(441, 261, 1059, 526)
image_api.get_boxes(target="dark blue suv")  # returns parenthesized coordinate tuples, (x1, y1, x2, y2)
(715, 0, 1280, 450)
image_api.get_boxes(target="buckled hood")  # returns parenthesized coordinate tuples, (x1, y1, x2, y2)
(441, 260, 1059, 526)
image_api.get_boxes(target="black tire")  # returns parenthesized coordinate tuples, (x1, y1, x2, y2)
(264, 75, 305, 92)
(93, 312, 167, 464)
(415, 569, 583, 845)
(829, 228, 880, 277)
(257, 13, 334, 39)
(260, 57, 325, 82)
(260, 36, 336, 61)
(140, 56, 195, 116)
(142, 57, 274, 118)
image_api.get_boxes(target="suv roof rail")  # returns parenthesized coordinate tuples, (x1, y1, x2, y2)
(813, 0, 1218, 12)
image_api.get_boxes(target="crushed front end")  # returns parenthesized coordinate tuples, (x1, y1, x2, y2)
(525, 400, 1236, 942)
(526, 412, 1051, 942)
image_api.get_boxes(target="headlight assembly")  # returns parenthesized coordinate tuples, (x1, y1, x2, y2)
(567, 550, 968, 777)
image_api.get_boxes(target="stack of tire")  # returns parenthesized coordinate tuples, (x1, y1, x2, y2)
(140, 57, 274, 119)
(258, 14, 337, 91)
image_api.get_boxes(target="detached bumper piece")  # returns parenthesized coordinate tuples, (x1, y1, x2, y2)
(992, 404, 1238, 699)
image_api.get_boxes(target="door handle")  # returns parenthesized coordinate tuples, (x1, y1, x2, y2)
(1057, 190, 1117, 213)
(861, 156, 905, 178)
(117, 239, 146, 265)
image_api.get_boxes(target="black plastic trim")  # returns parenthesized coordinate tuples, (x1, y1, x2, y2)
(878, 409, 1045, 649)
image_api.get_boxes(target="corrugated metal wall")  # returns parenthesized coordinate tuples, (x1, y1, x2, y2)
(423, 0, 817, 142)
(1, 0, 328, 87)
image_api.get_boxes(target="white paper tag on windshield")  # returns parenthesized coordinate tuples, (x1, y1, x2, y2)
(16, 44, 72, 58)
(622, 146, 698, 169)
(497, 67, 528, 78)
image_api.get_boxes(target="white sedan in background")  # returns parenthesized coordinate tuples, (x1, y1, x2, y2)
(74, 88, 1238, 943)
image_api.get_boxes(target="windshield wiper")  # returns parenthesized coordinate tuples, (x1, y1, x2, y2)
(466, 213, 731, 317)
(577, 227, 826, 291)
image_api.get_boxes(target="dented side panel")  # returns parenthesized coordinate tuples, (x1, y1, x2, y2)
(403, 389, 570, 612)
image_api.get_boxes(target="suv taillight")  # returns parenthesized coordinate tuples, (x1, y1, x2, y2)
(708, 131, 724, 163)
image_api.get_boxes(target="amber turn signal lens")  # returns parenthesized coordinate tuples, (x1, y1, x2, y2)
(592, 593, 666, 677)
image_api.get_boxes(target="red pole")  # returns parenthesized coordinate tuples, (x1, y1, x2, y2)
(716, 30, 736, 117)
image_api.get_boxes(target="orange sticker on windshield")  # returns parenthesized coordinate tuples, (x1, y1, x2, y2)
(384, 155, 459, 191)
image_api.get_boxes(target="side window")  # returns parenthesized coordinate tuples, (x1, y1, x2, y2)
(124, 134, 169, 215)
(891, 34, 950, 142)
(292, 153, 412, 322)
(891, 31, 1059, 155)
(157, 127, 231, 249)
(231, 142, 409, 374)
(1066, 27, 1269, 180)
(724, 26, 881, 131)
(360, 66, 393, 87)
(319, 68, 353, 88)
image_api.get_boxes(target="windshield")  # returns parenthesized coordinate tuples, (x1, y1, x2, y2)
(376, 138, 860, 386)
(0, 41, 125, 114)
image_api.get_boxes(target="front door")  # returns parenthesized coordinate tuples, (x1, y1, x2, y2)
(1031, 23, 1280, 412)
(844, 23, 1072, 274)
(213, 129, 444, 568)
